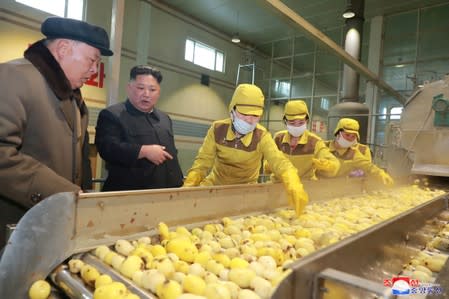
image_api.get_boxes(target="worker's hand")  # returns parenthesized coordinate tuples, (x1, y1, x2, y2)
(293, 184, 309, 216)
(379, 171, 394, 186)
(280, 170, 309, 216)
(348, 169, 365, 177)
(183, 171, 202, 187)
(139, 144, 173, 165)
(313, 158, 335, 172)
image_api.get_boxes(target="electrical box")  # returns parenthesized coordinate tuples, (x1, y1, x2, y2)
(432, 94, 449, 126)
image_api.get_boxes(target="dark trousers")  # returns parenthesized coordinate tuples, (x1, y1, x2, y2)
(0, 198, 26, 248)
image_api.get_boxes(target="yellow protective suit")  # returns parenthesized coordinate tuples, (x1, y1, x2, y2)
(325, 140, 393, 185)
(355, 143, 372, 161)
(184, 118, 309, 214)
(185, 119, 299, 185)
(265, 130, 340, 180)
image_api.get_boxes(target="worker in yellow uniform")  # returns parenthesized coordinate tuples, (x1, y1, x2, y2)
(183, 84, 309, 215)
(325, 118, 394, 185)
(264, 100, 340, 180)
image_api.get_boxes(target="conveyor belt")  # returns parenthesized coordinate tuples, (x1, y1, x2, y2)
(272, 192, 449, 298)
(55, 186, 448, 299)
(0, 178, 447, 298)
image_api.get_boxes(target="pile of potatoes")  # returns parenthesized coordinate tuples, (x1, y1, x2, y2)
(74, 184, 446, 299)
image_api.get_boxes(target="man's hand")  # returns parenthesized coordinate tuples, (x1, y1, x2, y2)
(139, 144, 173, 165)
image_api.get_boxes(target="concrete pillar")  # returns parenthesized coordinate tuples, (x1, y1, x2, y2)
(107, 0, 125, 106)
(136, 1, 151, 65)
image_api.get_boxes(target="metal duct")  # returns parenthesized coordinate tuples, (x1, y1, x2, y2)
(329, 0, 370, 143)
(341, 0, 365, 102)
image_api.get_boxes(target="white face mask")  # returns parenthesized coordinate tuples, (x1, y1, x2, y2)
(336, 132, 356, 148)
(231, 111, 257, 135)
(286, 123, 307, 137)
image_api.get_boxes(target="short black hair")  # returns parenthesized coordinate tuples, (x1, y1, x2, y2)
(334, 129, 343, 136)
(129, 65, 163, 83)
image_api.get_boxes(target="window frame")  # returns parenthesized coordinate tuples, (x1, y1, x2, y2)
(320, 97, 330, 111)
(15, 0, 85, 20)
(185, 38, 225, 73)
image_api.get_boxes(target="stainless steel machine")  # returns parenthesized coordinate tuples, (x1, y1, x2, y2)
(387, 76, 449, 177)
(1, 177, 448, 298)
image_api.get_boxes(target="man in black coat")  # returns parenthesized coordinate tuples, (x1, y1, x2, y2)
(95, 66, 183, 191)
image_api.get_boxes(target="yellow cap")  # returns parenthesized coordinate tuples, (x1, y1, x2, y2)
(334, 118, 360, 140)
(229, 84, 264, 116)
(284, 100, 309, 120)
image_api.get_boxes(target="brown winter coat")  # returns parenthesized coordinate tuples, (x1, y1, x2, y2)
(0, 40, 91, 246)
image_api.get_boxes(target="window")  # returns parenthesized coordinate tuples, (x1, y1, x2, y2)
(185, 38, 225, 72)
(379, 107, 403, 120)
(274, 80, 290, 97)
(16, 0, 84, 20)
(390, 107, 403, 120)
(320, 97, 330, 110)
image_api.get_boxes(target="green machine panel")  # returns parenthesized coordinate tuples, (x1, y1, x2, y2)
(432, 94, 449, 126)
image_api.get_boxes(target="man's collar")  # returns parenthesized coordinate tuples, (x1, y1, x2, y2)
(126, 100, 158, 118)
(225, 121, 254, 147)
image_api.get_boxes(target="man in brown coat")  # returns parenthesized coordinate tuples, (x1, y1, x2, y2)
(0, 17, 113, 247)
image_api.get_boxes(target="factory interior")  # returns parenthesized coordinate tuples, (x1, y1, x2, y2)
(1, 0, 449, 298)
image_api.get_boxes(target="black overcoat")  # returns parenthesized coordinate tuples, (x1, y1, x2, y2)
(95, 100, 183, 191)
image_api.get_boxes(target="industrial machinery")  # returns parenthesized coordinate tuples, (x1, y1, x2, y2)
(387, 75, 449, 177)
(1, 177, 449, 299)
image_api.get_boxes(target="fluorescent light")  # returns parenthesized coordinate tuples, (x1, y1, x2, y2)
(231, 34, 240, 43)
(342, 7, 355, 19)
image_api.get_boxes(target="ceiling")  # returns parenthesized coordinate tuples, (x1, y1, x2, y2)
(160, 0, 449, 46)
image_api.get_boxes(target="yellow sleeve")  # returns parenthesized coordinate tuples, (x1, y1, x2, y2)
(314, 140, 340, 177)
(185, 124, 217, 180)
(354, 144, 389, 180)
(358, 144, 372, 162)
(349, 149, 388, 180)
(367, 162, 388, 178)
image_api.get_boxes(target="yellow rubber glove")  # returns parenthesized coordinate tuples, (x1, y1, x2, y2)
(313, 158, 335, 172)
(379, 171, 394, 186)
(280, 170, 309, 216)
(183, 171, 202, 187)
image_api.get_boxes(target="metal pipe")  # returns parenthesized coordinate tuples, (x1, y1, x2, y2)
(265, 0, 406, 104)
(342, 26, 361, 101)
(341, 0, 364, 102)
(50, 266, 93, 299)
(82, 254, 154, 298)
